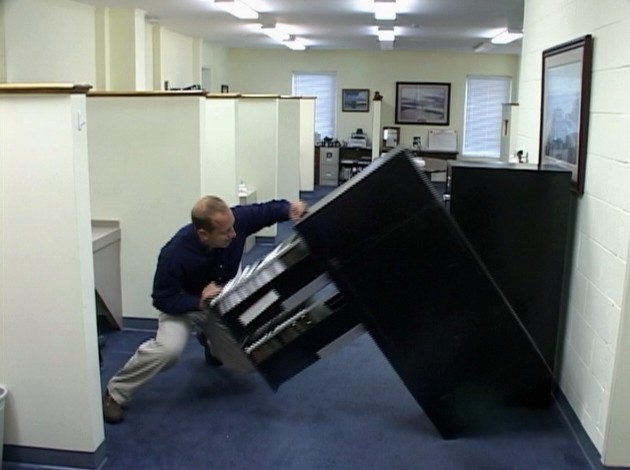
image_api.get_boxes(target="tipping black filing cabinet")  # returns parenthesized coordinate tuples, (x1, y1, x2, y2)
(319, 147, 339, 186)
(447, 162, 573, 376)
(210, 150, 555, 439)
(296, 152, 552, 438)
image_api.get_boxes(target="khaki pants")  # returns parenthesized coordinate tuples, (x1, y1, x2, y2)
(107, 309, 254, 405)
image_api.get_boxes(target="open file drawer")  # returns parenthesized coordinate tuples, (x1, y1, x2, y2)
(209, 235, 361, 390)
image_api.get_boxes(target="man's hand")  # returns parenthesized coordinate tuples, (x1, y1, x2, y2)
(289, 200, 307, 221)
(199, 282, 222, 309)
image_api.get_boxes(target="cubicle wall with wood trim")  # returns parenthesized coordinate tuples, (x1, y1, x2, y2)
(87, 91, 207, 321)
(87, 91, 307, 321)
(0, 83, 106, 468)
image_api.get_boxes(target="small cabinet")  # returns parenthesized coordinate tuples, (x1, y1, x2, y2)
(319, 147, 339, 186)
(339, 147, 372, 184)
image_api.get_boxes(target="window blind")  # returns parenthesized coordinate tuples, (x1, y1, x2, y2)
(463, 75, 511, 158)
(292, 72, 336, 140)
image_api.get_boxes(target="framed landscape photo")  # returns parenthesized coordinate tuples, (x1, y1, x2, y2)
(539, 35, 593, 195)
(395, 82, 451, 125)
(342, 88, 370, 112)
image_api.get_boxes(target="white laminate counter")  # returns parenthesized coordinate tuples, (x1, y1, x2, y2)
(91, 220, 123, 329)
(92, 220, 121, 251)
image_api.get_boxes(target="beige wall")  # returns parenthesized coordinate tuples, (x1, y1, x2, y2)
(227, 49, 520, 152)
(0, 2, 6, 82)
(0, 0, 204, 92)
(161, 28, 195, 89)
(2, 0, 96, 84)
(202, 42, 230, 93)
(519, 0, 630, 465)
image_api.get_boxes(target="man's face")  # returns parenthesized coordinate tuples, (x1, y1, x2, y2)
(198, 210, 236, 249)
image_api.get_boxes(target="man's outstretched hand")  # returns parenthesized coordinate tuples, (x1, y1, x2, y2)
(289, 200, 307, 221)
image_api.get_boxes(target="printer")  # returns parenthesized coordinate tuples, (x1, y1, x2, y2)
(347, 129, 368, 148)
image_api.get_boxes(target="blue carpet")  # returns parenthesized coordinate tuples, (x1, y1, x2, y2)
(95, 186, 594, 470)
(98, 331, 592, 470)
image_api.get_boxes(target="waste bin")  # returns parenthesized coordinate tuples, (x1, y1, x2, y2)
(0, 385, 6, 467)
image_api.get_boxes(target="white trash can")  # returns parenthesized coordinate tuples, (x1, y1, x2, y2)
(0, 385, 6, 467)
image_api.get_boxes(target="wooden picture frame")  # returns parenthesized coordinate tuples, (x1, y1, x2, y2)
(395, 82, 451, 125)
(539, 35, 593, 195)
(342, 88, 370, 112)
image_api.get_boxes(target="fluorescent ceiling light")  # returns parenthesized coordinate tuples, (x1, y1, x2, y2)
(261, 25, 290, 41)
(377, 27, 395, 42)
(284, 38, 306, 51)
(491, 28, 523, 44)
(474, 41, 493, 53)
(214, 0, 259, 20)
(374, 0, 397, 20)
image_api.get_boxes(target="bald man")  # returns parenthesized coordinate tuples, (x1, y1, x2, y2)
(103, 196, 307, 424)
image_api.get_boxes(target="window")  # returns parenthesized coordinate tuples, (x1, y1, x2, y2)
(462, 75, 511, 158)
(292, 72, 336, 140)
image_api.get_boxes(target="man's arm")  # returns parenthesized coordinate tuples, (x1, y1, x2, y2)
(151, 256, 200, 314)
(235, 199, 307, 235)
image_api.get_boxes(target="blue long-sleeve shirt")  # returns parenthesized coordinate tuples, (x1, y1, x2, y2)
(151, 200, 291, 314)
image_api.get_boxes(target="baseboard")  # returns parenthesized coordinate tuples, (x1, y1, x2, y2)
(3, 440, 107, 469)
(122, 316, 159, 331)
(552, 387, 629, 469)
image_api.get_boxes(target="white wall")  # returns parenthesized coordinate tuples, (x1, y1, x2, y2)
(237, 97, 281, 237)
(161, 28, 195, 89)
(202, 43, 230, 93)
(108, 8, 146, 90)
(2, 0, 96, 84)
(518, 0, 630, 465)
(299, 97, 316, 190)
(277, 98, 301, 202)
(87, 95, 206, 319)
(205, 96, 240, 206)
(0, 90, 104, 457)
(227, 49, 520, 153)
(0, 2, 6, 82)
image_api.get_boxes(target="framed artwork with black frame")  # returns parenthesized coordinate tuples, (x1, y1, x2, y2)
(539, 35, 593, 195)
(395, 82, 451, 125)
(342, 88, 370, 112)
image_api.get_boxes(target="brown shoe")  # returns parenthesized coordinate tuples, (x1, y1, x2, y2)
(102, 390, 124, 424)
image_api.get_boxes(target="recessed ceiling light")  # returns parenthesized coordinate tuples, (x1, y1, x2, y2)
(374, 0, 397, 21)
(491, 28, 523, 44)
(377, 27, 396, 42)
(284, 38, 306, 51)
(213, 0, 259, 20)
(261, 25, 290, 42)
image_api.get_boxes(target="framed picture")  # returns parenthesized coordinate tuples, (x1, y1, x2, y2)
(539, 35, 593, 195)
(342, 88, 370, 112)
(395, 82, 451, 125)
(382, 126, 400, 149)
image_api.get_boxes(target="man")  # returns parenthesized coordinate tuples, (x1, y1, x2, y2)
(103, 195, 307, 423)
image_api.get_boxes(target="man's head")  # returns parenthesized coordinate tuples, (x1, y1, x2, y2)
(191, 196, 236, 249)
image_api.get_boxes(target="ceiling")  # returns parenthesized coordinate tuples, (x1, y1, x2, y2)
(75, 0, 524, 54)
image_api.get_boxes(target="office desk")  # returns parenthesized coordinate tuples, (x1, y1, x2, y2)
(413, 157, 448, 183)
(92, 220, 122, 329)
(415, 149, 458, 160)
